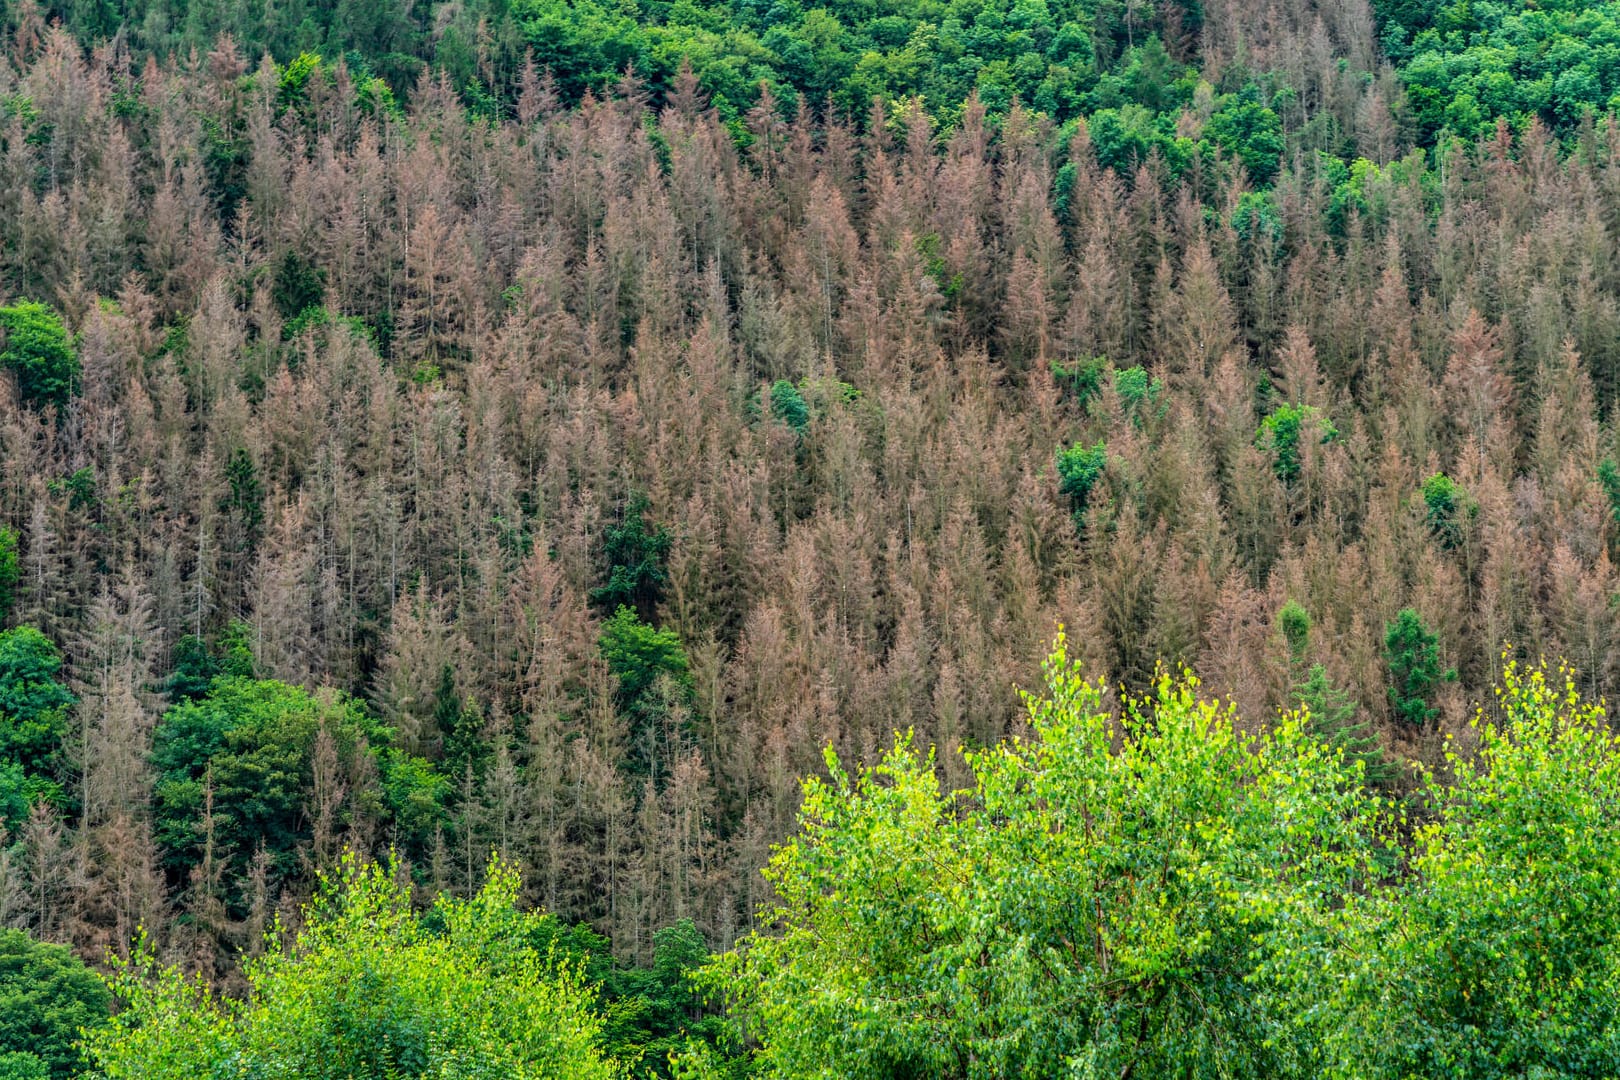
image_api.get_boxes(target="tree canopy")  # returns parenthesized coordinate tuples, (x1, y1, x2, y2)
(0, 302, 78, 413)
(0, 929, 107, 1080)
(84, 855, 622, 1079)
(707, 642, 1620, 1079)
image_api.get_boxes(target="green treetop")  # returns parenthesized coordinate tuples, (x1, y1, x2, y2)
(1384, 607, 1453, 729)
(0, 302, 78, 413)
(83, 853, 624, 1079)
(1257, 403, 1337, 484)
(0, 928, 109, 1080)
(1317, 659, 1620, 1076)
(710, 634, 1386, 1078)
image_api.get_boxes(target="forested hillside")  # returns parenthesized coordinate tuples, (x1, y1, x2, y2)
(1, 0, 1620, 1073)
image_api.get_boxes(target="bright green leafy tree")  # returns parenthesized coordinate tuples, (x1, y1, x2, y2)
(150, 678, 427, 892)
(0, 625, 69, 767)
(1319, 660, 1620, 1076)
(711, 634, 1385, 1078)
(83, 853, 624, 1079)
(1202, 85, 1285, 183)
(0, 1051, 47, 1080)
(1056, 440, 1108, 524)
(599, 607, 693, 781)
(0, 626, 74, 827)
(0, 527, 17, 626)
(1375, 0, 1620, 139)
(1113, 364, 1164, 422)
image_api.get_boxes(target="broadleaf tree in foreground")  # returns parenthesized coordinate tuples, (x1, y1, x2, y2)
(83, 855, 624, 1079)
(704, 639, 1620, 1079)
(709, 633, 1388, 1078)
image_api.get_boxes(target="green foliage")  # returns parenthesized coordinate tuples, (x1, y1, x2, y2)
(1052, 360, 1162, 423)
(614, 921, 717, 1074)
(1088, 102, 1190, 175)
(277, 52, 325, 112)
(1278, 598, 1311, 663)
(1113, 363, 1164, 422)
(437, 909, 729, 1075)
(1294, 663, 1394, 790)
(216, 619, 258, 678)
(151, 678, 391, 890)
(0, 528, 17, 626)
(750, 377, 853, 433)
(0, 764, 31, 835)
(83, 854, 623, 1079)
(591, 493, 673, 618)
(222, 448, 265, 547)
(465, 910, 743, 1077)
(47, 468, 95, 513)
(1384, 607, 1453, 728)
(1257, 403, 1337, 484)
(1051, 355, 1108, 404)
(160, 635, 218, 702)
(1421, 471, 1473, 549)
(1420, 469, 1457, 520)
(1321, 660, 1620, 1076)
(767, 380, 809, 434)
(1202, 85, 1285, 183)
(433, 663, 488, 783)
(272, 251, 328, 322)
(1232, 189, 1284, 247)
(515, 0, 1108, 124)
(378, 749, 450, 853)
(915, 233, 964, 300)
(198, 114, 249, 221)
(1376, 0, 1620, 139)
(0, 626, 74, 780)
(1055, 440, 1107, 523)
(0, 302, 78, 413)
(711, 635, 1385, 1078)
(1599, 455, 1620, 527)
(599, 608, 693, 777)
(0, 1052, 48, 1080)
(281, 303, 332, 341)
(0, 928, 109, 1080)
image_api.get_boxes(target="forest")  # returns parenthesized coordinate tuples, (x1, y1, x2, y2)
(0, 0, 1617, 1073)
